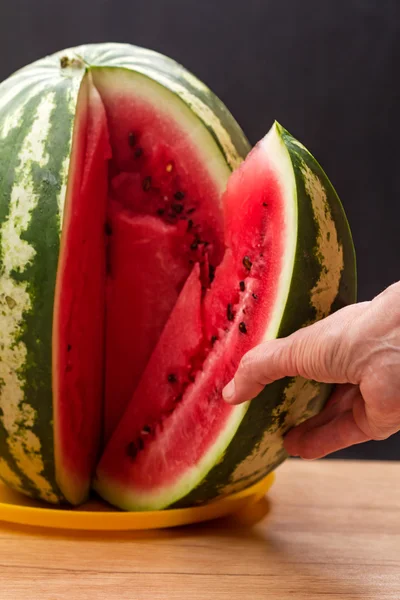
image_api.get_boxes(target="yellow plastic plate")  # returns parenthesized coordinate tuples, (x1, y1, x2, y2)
(0, 473, 274, 531)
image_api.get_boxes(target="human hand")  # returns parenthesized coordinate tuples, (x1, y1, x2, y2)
(223, 282, 400, 459)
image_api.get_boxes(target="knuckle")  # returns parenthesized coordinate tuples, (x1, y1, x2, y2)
(369, 426, 391, 441)
(339, 318, 369, 383)
(291, 324, 338, 380)
(239, 344, 271, 386)
(335, 330, 356, 380)
(364, 403, 399, 441)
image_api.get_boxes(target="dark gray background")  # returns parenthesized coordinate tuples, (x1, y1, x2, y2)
(1, 0, 398, 459)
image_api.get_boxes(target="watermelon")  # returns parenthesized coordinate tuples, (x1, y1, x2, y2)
(0, 43, 356, 510)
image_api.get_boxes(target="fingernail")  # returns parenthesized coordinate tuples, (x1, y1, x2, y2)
(222, 379, 236, 402)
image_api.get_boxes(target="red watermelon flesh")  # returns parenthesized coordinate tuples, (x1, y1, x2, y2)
(94, 72, 225, 269)
(105, 262, 204, 465)
(95, 140, 288, 510)
(53, 71, 227, 503)
(54, 80, 111, 504)
(104, 202, 194, 441)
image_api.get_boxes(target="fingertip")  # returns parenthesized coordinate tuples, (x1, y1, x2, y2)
(284, 434, 318, 460)
(283, 425, 307, 457)
(283, 433, 300, 457)
(222, 379, 236, 403)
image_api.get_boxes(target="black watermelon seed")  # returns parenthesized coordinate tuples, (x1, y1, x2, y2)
(142, 176, 152, 192)
(174, 191, 185, 200)
(262, 202, 268, 207)
(191, 240, 199, 251)
(239, 281, 245, 292)
(239, 322, 247, 334)
(167, 373, 177, 383)
(187, 207, 196, 215)
(104, 222, 112, 236)
(128, 132, 136, 147)
(211, 335, 218, 345)
(126, 442, 137, 459)
(252, 293, 258, 300)
(67, 344, 72, 352)
(157, 208, 165, 216)
(142, 425, 151, 434)
(172, 203, 183, 214)
(187, 219, 193, 231)
(243, 256, 252, 270)
(137, 438, 144, 451)
(227, 304, 234, 322)
(134, 147, 143, 159)
(209, 264, 215, 283)
(106, 253, 112, 275)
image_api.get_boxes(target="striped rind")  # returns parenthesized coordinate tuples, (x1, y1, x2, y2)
(0, 43, 251, 503)
(0, 78, 81, 502)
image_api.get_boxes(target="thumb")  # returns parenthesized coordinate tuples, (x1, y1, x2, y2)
(223, 303, 367, 405)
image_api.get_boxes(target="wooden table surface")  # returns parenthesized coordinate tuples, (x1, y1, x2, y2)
(1, 459, 399, 599)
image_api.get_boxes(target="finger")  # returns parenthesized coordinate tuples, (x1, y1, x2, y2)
(284, 390, 370, 459)
(223, 303, 366, 405)
(353, 383, 400, 441)
(283, 383, 358, 451)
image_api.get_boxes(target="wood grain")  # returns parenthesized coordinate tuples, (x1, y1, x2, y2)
(1, 459, 399, 599)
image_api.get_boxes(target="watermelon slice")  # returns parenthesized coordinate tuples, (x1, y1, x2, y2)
(53, 79, 111, 504)
(94, 126, 353, 510)
(0, 44, 356, 508)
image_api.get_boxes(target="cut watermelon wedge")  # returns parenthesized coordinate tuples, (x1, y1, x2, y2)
(53, 79, 111, 505)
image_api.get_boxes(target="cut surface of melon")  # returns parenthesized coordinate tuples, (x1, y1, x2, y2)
(54, 67, 233, 503)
